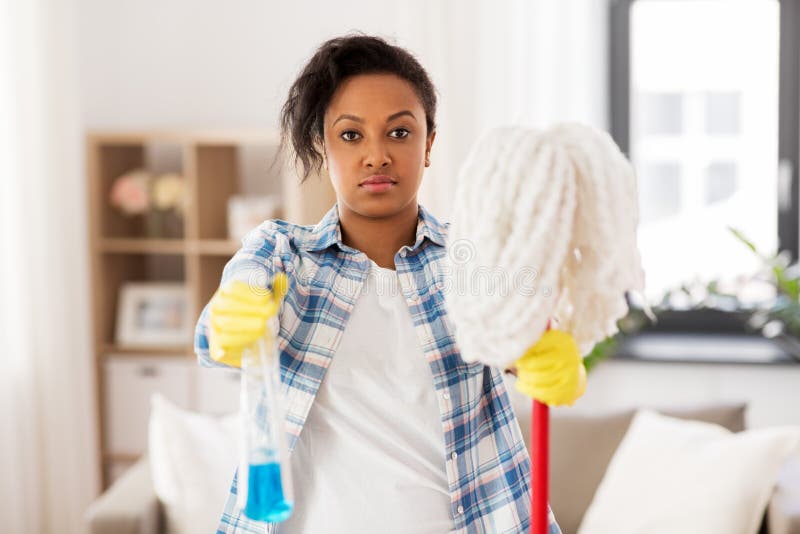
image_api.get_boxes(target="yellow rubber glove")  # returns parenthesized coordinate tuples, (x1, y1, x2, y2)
(208, 272, 289, 368)
(512, 329, 587, 407)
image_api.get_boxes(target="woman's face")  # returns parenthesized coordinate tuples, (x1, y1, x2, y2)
(321, 73, 435, 218)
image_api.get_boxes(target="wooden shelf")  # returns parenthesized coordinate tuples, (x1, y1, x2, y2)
(191, 239, 241, 256)
(99, 238, 186, 254)
(87, 129, 280, 146)
(102, 343, 189, 357)
(98, 238, 241, 256)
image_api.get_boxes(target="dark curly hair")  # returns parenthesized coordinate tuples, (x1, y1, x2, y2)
(277, 32, 439, 184)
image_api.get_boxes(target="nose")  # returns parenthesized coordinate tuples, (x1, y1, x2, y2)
(363, 137, 391, 169)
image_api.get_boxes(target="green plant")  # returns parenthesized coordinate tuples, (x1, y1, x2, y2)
(728, 226, 800, 339)
(582, 228, 800, 369)
(582, 295, 654, 372)
(583, 335, 619, 373)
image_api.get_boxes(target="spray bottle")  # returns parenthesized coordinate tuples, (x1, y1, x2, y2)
(235, 309, 294, 523)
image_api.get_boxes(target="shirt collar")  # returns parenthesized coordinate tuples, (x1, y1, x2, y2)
(302, 202, 447, 253)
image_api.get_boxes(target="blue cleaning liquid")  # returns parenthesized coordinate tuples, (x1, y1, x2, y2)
(244, 462, 294, 522)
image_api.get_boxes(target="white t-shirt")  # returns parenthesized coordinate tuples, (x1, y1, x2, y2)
(278, 259, 455, 534)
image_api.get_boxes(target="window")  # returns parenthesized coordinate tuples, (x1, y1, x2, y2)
(610, 0, 799, 318)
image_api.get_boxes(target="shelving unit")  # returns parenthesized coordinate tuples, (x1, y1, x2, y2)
(86, 130, 336, 490)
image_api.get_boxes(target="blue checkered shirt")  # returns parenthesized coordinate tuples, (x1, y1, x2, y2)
(194, 202, 562, 534)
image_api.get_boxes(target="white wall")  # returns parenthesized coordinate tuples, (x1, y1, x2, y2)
(77, 1, 400, 129)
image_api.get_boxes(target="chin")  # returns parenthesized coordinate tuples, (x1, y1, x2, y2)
(343, 193, 411, 218)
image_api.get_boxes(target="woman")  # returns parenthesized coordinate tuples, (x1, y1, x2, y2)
(195, 33, 563, 534)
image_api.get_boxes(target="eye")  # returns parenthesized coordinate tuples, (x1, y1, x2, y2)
(341, 130, 361, 142)
(390, 128, 410, 139)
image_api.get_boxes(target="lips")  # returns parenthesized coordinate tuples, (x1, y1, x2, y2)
(360, 175, 397, 186)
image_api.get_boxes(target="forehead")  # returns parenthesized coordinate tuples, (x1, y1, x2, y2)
(325, 73, 423, 122)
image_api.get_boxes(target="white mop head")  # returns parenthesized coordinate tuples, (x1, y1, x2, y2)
(444, 122, 646, 369)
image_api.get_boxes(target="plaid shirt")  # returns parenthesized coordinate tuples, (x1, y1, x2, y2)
(194, 202, 562, 534)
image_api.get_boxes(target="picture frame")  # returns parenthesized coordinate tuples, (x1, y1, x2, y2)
(227, 194, 281, 241)
(115, 282, 191, 347)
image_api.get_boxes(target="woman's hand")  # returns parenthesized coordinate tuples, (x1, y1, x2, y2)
(509, 321, 587, 407)
(208, 272, 289, 368)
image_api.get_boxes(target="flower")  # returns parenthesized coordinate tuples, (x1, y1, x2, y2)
(152, 172, 185, 212)
(109, 169, 151, 215)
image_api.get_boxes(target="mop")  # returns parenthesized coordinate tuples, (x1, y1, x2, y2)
(444, 122, 649, 534)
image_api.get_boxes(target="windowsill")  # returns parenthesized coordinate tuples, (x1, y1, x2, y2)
(611, 331, 800, 366)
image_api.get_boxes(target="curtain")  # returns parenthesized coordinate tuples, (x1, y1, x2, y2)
(0, 0, 99, 532)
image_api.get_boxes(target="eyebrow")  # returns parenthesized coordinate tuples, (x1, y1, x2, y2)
(332, 110, 417, 127)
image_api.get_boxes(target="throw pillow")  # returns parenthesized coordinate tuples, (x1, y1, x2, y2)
(578, 409, 800, 534)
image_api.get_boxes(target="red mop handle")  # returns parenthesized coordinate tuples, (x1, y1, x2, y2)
(531, 399, 549, 534)
(531, 319, 553, 534)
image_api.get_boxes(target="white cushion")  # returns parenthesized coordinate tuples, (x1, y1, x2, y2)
(148, 393, 239, 534)
(578, 408, 800, 534)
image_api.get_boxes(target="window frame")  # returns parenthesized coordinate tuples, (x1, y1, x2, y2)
(609, 0, 800, 335)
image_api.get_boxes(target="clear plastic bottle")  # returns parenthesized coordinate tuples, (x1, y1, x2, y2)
(236, 315, 294, 523)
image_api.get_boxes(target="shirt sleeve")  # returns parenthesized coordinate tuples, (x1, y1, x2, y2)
(194, 221, 285, 370)
(548, 502, 563, 533)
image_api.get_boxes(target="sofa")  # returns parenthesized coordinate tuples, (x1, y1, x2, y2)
(85, 402, 800, 534)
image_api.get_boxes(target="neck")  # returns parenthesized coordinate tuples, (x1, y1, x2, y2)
(338, 201, 419, 270)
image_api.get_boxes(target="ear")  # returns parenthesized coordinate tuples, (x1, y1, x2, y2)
(320, 141, 328, 170)
(425, 130, 436, 167)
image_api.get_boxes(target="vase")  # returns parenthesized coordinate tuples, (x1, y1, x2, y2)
(145, 210, 184, 239)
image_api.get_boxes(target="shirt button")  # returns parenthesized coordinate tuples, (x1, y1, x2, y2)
(400, 250, 407, 257)
(457, 505, 464, 514)
(442, 392, 450, 400)
(451, 451, 458, 460)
